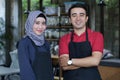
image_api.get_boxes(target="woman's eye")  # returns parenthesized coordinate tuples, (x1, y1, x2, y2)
(42, 22, 46, 25)
(35, 21, 40, 24)
(35, 21, 46, 25)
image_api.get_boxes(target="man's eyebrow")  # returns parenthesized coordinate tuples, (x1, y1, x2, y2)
(80, 13, 85, 14)
(72, 13, 86, 15)
(71, 13, 77, 16)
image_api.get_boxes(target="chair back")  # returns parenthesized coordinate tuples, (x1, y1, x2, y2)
(9, 49, 19, 69)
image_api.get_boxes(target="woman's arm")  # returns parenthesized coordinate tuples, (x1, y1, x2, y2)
(18, 40, 36, 80)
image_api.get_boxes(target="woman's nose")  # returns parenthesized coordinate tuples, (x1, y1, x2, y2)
(38, 24, 42, 28)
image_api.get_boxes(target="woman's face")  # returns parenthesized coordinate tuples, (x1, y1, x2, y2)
(33, 17, 46, 35)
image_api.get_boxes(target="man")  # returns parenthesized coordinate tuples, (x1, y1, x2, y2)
(59, 2, 104, 80)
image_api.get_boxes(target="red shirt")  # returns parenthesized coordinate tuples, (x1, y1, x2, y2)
(59, 28, 104, 56)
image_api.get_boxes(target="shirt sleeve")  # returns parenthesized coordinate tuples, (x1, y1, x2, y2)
(18, 39, 36, 80)
(92, 32, 104, 53)
(59, 35, 69, 56)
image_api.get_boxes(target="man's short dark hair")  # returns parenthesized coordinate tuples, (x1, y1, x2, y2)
(68, 2, 89, 17)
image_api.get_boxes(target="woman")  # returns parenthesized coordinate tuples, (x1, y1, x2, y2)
(18, 10, 53, 80)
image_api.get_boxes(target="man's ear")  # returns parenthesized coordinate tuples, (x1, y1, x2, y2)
(86, 16, 88, 22)
(69, 18, 71, 24)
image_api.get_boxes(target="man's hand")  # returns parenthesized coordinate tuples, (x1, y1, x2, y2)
(59, 54, 69, 67)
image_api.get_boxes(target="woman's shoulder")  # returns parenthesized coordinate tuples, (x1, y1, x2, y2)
(20, 36, 29, 42)
(18, 36, 31, 47)
(45, 40, 49, 45)
(44, 40, 50, 48)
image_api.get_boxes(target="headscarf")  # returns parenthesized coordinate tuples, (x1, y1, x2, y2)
(25, 10, 46, 46)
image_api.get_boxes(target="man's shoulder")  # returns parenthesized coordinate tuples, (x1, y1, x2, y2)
(93, 31, 103, 37)
(88, 29, 103, 39)
(88, 28, 103, 36)
(60, 32, 71, 40)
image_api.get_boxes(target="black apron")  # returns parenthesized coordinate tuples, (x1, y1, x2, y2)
(28, 37, 53, 80)
(63, 30, 102, 80)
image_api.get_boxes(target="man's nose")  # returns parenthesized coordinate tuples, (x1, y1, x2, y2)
(76, 16, 80, 20)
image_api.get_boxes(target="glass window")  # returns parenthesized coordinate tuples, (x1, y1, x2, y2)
(0, 0, 5, 65)
(96, 0, 119, 58)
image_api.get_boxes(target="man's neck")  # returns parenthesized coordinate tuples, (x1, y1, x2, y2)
(74, 27, 86, 36)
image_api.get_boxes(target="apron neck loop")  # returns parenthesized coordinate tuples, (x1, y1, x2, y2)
(70, 28, 89, 42)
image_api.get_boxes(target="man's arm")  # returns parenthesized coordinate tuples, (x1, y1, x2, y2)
(59, 54, 80, 70)
(72, 51, 102, 67)
(59, 51, 102, 70)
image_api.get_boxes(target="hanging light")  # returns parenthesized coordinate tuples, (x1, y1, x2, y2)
(98, 0, 106, 35)
(98, 0, 106, 6)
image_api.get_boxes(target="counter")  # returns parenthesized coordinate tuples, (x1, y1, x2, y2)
(99, 59, 120, 80)
(100, 58, 120, 67)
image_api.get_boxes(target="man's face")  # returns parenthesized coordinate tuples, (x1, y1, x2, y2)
(69, 8, 88, 29)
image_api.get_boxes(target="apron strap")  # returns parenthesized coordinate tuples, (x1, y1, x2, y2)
(69, 31, 74, 60)
(70, 31, 74, 42)
(86, 27, 89, 41)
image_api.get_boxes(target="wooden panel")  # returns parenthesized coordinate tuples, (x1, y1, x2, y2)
(98, 66, 120, 80)
(51, 55, 59, 66)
